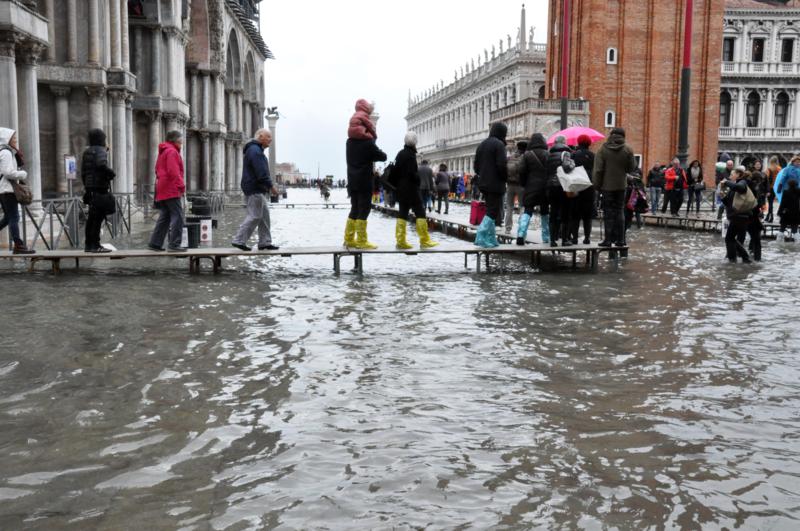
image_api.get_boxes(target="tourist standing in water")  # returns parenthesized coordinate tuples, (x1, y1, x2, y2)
(593, 127, 637, 247)
(81, 129, 116, 253)
(571, 135, 595, 244)
(473, 122, 508, 248)
(231, 129, 278, 251)
(148, 130, 187, 252)
(720, 168, 753, 263)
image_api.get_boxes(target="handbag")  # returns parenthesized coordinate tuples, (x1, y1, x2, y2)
(7, 179, 33, 205)
(557, 165, 592, 194)
(469, 200, 487, 225)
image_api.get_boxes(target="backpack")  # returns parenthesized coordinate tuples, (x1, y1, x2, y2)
(381, 161, 397, 190)
(732, 185, 757, 214)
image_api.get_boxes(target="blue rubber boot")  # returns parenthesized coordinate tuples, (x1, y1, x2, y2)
(474, 216, 492, 247)
(516, 213, 531, 245)
(485, 217, 500, 248)
(540, 214, 550, 243)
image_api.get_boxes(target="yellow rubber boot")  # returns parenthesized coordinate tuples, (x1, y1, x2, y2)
(395, 219, 413, 249)
(343, 218, 357, 247)
(354, 220, 378, 249)
(416, 218, 439, 248)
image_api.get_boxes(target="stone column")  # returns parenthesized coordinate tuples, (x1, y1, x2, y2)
(0, 38, 19, 130)
(146, 111, 161, 193)
(266, 113, 278, 171)
(737, 90, 746, 131)
(765, 90, 774, 129)
(132, 26, 142, 78)
(51, 85, 71, 194)
(66, 0, 78, 64)
(120, 0, 130, 71)
(189, 71, 199, 127)
(200, 132, 210, 191)
(86, 87, 105, 130)
(212, 73, 224, 124)
(151, 28, 161, 95)
(126, 95, 134, 194)
(236, 91, 243, 133)
(243, 101, 251, 137)
(44, 0, 55, 62)
(88, 0, 100, 65)
(109, 0, 121, 69)
(201, 73, 210, 128)
(110, 90, 127, 194)
(164, 113, 179, 133)
(16, 44, 44, 203)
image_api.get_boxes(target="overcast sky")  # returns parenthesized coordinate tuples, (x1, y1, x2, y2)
(258, 0, 550, 179)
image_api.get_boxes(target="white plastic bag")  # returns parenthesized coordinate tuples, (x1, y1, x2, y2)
(557, 165, 592, 193)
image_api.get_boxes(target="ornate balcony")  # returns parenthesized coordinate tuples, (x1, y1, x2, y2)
(719, 127, 800, 140)
(722, 62, 800, 76)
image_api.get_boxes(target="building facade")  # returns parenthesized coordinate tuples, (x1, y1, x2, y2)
(405, 6, 550, 173)
(0, 0, 271, 204)
(718, 0, 800, 167)
(546, 0, 725, 175)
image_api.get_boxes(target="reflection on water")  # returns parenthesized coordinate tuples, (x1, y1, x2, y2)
(1, 190, 799, 529)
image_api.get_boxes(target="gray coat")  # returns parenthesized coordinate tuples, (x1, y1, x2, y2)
(418, 163, 434, 191)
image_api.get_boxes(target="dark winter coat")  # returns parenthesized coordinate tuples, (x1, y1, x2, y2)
(346, 138, 387, 194)
(546, 142, 571, 188)
(647, 167, 665, 188)
(418, 163, 434, 192)
(241, 140, 272, 196)
(435, 171, 450, 192)
(779, 181, 800, 226)
(519, 133, 549, 208)
(81, 129, 115, 191)
(573, 147, 596, 217)
(722, 178, 754, 221)
(394, 144, 419, 200)
(593, 133, 637, 192)
(474, 122, 508, 195)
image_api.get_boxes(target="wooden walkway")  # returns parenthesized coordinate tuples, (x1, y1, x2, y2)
(642, 213, 782, 239)
(227, 202, 350, 209)
(0, 243, 625, 275)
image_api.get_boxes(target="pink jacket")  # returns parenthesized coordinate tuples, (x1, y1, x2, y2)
(154, 141, 185, 201)
(348, 99, 377, 140)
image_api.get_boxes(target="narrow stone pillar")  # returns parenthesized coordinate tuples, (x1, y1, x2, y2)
(146, 111, 161, 193)
(126, 96, 134, 194)
(151, 28, 161, 95)
(210, 133, 222, 190)
(51, 86, 71, 194)
(86, 87, 105, 130)
(110, 91, 127, 194)
(236, 91, 243, 133)
(242, 101, 251, 137)
(0, 39, 19, 130)
(66, 0, 78, 64)
(16, 44, 44, 203)
(266, 113, 278, 171)
(213, 73, 224, 124)
(87, 0, 100, 65)
(201, 73, 210, 128)
(44, 0, 56, 62)
(164, 113, 179, 133)
(189, 71, 199, 127)
(120, 0, 130, 71)
(132, 26, 142, 77)
(200, 132, 210, 191)
(109, 0, 121, 69)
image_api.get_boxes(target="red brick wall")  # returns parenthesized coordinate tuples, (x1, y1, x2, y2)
(546, 0, 724, 180)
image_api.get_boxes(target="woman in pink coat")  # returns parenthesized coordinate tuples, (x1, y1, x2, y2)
(148, 130, 186, 251)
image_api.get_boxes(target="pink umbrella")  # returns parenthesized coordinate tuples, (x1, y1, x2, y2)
(547, 126, 605, 147)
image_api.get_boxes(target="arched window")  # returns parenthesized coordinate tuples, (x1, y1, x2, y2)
(607, 47, 618, 65)
(538, 85, 545, 99)
(775, 91, 790, 128)
(720, 91, 732, 127)
(605, 110, 616, 128)
(746, 92, 761, 127)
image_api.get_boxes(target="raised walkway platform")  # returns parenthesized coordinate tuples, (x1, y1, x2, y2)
(642, 213, 782, 238)
(0, 243, 625, 275)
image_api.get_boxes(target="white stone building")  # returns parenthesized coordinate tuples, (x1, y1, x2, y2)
(0, 0, 271, 202)
(719, 0, 800, 166)
(405, 6, 550, 173)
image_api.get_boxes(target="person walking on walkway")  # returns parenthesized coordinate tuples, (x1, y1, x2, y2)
(0, 128, 34, 254)
(516, 133, 549, 245)
(570, 135, 595, 244)
(504, 141, 526, 234)
(473, 122, 508, 248)
(593, 127, 637, 247)
(418, 159, 435, 213)
(231, 129, 279, 251)
(435, 164, 450, 214)
(81, 129, 116, 253)
(392, 132, 438, 249)
(720, 168, 754, 263)
(765, 156, 782, 223)
(687, 160, 705, 215)
(546, 136, 572, 247)
(343, 125, 387, 249)
(148, 130, 187, 252)
(646, 163, 664, 214)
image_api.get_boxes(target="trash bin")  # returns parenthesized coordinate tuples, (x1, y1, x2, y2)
(185, 222, 201, 248)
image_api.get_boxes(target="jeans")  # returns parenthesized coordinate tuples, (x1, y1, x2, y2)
(0, 192, 21, 244)
(149, 197, 185, 249)
(233, 193, 272, 246)
(601, 190, 626, 244)
(649, 187, 662, 214)
(687, 189, 703, 214)
(504, 184, 524, 228)
(348, 191, 372, 220)
(436, 190, 449, 214)
(725, 219, 750, 261)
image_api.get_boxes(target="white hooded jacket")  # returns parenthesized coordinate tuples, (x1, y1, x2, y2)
(0, 127, 27, 195)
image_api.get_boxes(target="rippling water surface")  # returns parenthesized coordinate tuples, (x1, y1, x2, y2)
(1, 189, 799, 529)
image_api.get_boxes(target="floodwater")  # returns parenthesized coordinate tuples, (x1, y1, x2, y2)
(1, 189, 799, 530)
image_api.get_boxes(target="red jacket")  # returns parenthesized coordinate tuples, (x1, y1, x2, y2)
(154, 141, 185, 201)
(664, 166, 688, 191)
(348, 99, 376, 140)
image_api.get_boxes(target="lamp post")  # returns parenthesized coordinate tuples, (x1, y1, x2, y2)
(560, 0, 571, 130)
(677, 0, 693, 167)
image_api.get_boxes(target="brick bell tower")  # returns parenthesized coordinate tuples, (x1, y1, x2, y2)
(545, 0, 726, 178)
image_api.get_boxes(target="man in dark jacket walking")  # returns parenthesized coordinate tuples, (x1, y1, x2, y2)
(81, 128, 116, 253)
(593, 127, 637, 247)
(473, 122, 508, 247)
(343, 133, 387, 248)
(232, 129, 279, 251)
